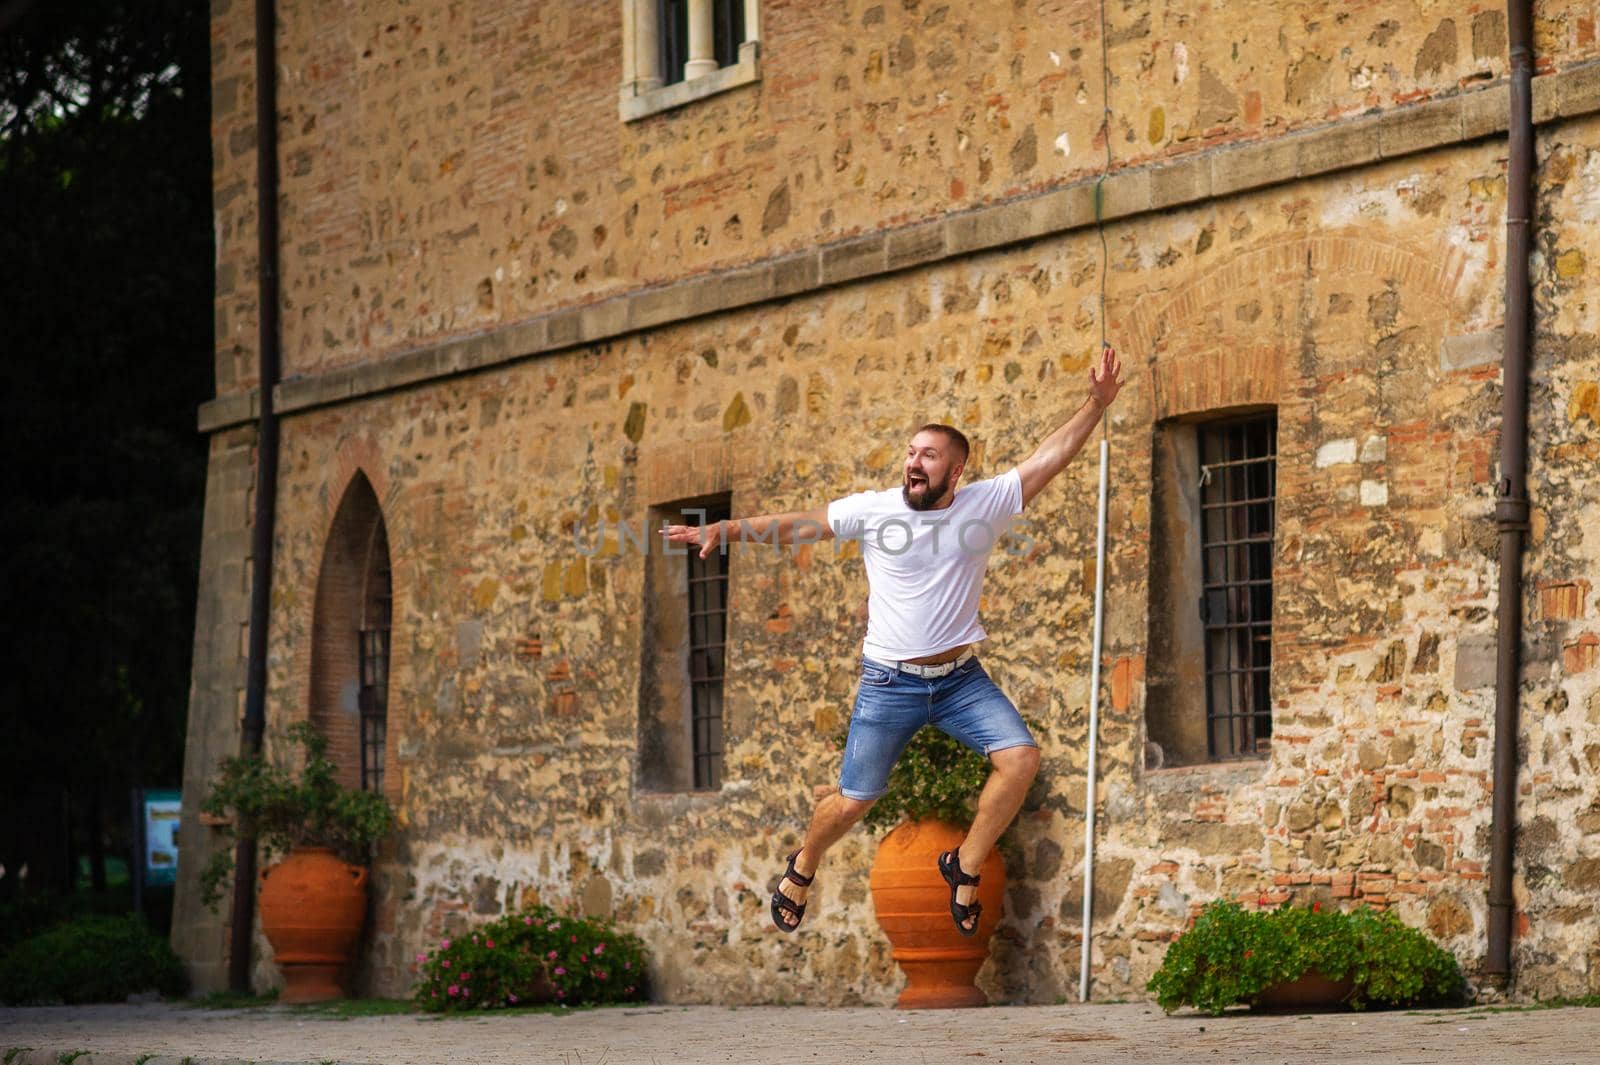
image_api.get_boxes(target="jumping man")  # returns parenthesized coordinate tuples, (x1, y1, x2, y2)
(661, 344, 1123, 936)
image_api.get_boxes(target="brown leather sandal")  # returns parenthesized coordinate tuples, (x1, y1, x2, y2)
(938, 849, 982, 937)
(771, 850, 814, 933)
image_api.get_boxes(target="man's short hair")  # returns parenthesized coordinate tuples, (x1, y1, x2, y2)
(913, 423, 970, 464)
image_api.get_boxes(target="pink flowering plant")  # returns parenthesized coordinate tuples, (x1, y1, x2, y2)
(411, 904, 649, 1012)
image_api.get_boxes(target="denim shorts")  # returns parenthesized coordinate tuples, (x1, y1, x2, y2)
(837, 654, 1038, 802)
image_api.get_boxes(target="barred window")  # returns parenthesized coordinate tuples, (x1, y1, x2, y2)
(357, 542, 391, 793)
(1145, 412, 1277, 768)
(1198, 416, 1277, 759)
(639, 494, 733, 792)
(686, 501, 730, 789)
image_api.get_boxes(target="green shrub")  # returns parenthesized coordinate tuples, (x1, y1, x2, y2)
(411, 905, 649, 1011)
(833, 724, 991, 832)
(0, 915, 187, 1005)
(0, 887, 172, 951)
(1146, 900, 1466, 1015)
(0, 895, 73, 955)
(199, 721, 394, 910)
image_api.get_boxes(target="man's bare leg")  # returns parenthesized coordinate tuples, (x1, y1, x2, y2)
(775, 788, 876, 927)
(951, 745, 1041, 930)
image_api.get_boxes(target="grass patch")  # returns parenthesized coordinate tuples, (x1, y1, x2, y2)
(185, 990, 279, 1010)
(417, 1000, 647, 1021)
(1467, 994, 1600, 1013)
(284, 999, 415, 1019)
(186, 994, 667, 1021)
(184, 993, 414, 1018)
(1404, 994, 1600, 1019)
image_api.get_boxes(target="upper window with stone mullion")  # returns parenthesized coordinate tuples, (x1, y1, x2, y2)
(658, 0, 745, 85)
(622, 0, 760, 119)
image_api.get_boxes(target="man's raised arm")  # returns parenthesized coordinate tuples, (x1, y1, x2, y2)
(660, 507, 834, 560)
(1016, 344, 1123, 508)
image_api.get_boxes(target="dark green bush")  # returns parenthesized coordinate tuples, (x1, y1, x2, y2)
(0, 915, 187, 1005)
(836, 709, 1046, 832)
(199, 721, 394, 909)
(0, 885, 171, 950)
(0, 894, 73, 955)
(832, 724, 990, 832)
(1147, 900, 1466, 1014)
(412, 904, 650, 1011)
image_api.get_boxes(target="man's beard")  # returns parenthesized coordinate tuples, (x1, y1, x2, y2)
(901, 471, 950, 511)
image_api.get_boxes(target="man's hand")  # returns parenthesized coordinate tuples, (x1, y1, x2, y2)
(1089, 343, 1122, 411)
(660, 520, 724, 559)
(1016, 341, 1125, 507)
(659, 508, 834, 558)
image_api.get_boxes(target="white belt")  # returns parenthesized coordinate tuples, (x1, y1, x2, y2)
(869, 646, 975, 679)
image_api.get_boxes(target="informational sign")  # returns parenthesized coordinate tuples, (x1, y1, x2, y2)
(141, 789, 182, 887)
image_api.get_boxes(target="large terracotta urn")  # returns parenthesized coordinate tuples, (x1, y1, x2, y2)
(869, 819, 1005, 1009)
(257, 847, 369, 1003)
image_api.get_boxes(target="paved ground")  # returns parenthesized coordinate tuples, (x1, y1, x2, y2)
(3, 1000, 1598, 1065)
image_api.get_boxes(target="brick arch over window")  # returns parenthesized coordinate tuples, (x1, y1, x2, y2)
(1124, 234, 1468, 421)
(308, 471, 392, 794)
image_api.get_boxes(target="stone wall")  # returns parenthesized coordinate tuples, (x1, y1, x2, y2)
(170, 427, 257, 991)
(208, 1, 1600, 387)
(179, 0, 1600, 1003)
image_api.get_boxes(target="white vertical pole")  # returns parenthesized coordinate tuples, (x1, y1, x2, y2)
(1078, 437, 1110, 1003)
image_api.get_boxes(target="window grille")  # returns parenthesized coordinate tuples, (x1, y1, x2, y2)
(1198, 416, 1277, 759)
(686, 502, 730, 789)
(358, 549, 391, 793)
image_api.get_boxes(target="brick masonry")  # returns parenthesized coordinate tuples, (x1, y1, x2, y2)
(205, 2, 1600, 391)
(200, 63, 1600, 433)
(177, 1, 1600, 1005)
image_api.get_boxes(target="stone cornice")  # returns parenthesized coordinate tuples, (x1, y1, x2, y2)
(199, 61, 1600, 435)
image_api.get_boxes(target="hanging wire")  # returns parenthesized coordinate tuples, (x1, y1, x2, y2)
(1094, 0, 1114, 439)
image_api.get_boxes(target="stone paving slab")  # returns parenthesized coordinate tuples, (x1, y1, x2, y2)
(2, 1001, 1597, 1065)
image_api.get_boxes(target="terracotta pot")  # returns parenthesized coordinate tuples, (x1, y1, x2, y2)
(1252, 970, 1356, 1011)
(258, 847, 369, 1003)
(868, 819, 1004, 1009)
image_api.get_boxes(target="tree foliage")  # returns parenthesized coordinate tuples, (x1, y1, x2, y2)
(0, 0, 213, 899)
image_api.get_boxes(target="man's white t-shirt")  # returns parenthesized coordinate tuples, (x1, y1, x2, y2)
(826, 467, 1025, 662)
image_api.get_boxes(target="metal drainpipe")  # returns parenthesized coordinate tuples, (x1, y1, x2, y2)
(228, 0, 282, 994)
(1485, 0, 1534, 986)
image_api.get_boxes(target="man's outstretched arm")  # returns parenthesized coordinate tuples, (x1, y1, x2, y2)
(660, 507, 834, 560)
(1016, 344, 1123, 508)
